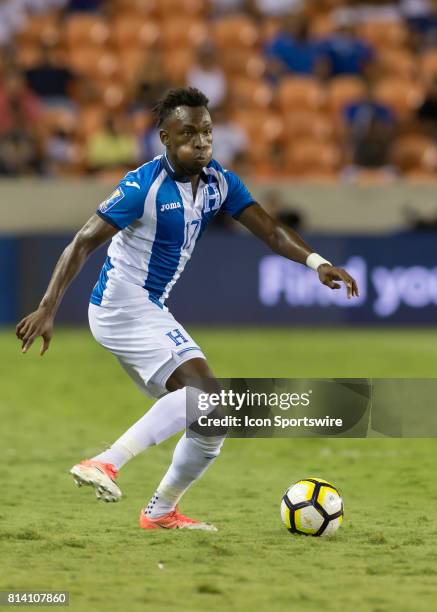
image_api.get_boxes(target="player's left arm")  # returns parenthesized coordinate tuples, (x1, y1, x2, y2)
(236, 203, 359, 298)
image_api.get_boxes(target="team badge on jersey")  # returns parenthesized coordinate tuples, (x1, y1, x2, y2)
(99, 187, 125, 213)
(203, 183, 221, 213)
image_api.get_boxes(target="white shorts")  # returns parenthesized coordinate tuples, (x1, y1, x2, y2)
(88, 301, 206, 399)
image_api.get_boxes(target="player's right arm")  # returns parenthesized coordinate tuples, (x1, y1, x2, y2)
(16, 214, 118, 355)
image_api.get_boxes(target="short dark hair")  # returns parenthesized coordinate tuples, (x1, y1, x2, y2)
(153, 87, 209, 127)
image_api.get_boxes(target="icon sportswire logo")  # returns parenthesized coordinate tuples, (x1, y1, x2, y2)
(160, 202, 182, 212)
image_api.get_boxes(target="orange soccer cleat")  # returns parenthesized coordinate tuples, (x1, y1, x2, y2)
(139, 507, 217, 531)
(69, 459, 122, 502)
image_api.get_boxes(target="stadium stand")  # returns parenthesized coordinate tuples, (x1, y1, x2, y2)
(0, 0, 436, 180)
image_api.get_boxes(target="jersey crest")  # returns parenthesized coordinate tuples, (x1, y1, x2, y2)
(203, 183, 221, 213)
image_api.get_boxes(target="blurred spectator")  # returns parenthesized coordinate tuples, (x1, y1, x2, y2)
(0, 126, 41, 176)
(0, 1, 27, 46)
(417, 76, 437, 132)
(139, 129, 163, 162)
(0, 73, 42, 175)
(343, 82, 396, 168)
(249, 0, 303, 18)
(45, 127, 78, 175)
(0, 0, 66, 45)
(187, 45, 227, 110)
(138, 123, 164, 163)
(0, 71, 42, 134)
(319, 21, 374, 78)
(333, 2, 402, 25)
(65, 0, 103, 12)
(264, 12, 326, 79)
(133, 51, 170, 112)
(211, 106, 248, 169)
(86, 115, 138, 172)
(401, 0, 434, 18)
(25, 45, 76, 106)
(262, 189, 303, 230)
(402, 0, 437, 47)
(211, 0, 246, 16)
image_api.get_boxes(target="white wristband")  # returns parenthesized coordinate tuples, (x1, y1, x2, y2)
(306, 253, 332, 271)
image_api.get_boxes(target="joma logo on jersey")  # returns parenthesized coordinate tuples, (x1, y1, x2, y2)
(160, 202, 182, 212)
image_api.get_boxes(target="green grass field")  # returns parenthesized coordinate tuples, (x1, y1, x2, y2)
(2, 327, 437, 612)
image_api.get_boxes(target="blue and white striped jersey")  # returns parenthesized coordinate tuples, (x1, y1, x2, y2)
(90, 154, 255, 308)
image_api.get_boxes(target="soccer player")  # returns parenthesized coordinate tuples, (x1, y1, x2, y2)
(16, 88, 359, 531)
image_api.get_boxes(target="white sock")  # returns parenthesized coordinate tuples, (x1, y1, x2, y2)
(91, 388, 187, 470)
(145, 434, 225, 518)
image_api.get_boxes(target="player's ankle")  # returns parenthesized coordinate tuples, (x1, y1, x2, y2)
(144, 492, 175, 518)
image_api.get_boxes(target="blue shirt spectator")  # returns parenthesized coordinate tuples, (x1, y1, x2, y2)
(343, 101, 394, 129)
(320, 35, 374, 76)
(343, 96, 395, 167)
(265, 33, 324, 75)
(264, 13, 325, 77)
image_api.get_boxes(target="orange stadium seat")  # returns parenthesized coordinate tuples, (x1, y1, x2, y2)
(111, 16, 160, 50)
(99, 82, 129, 109)
(277, 77, 325, 112)
(232, 110, 283, 145)
(377, 49, 417, 80)
(374, 78, 424, 119)
(358, 20, 408, 49)
(111, 0, 158, 17)
(68, 48, 120, 79)
(163, 48, 196, 85)
(213, 15, 259, 49)
(232, 111, 281, 171)
(309, 14, 336, 38)
(420, 49, 437, 84)
(306, 0, 339, 16)
(16, 43, 43, 69)
(77, 105, 106, 139)
(131, 109, 153, 135)
(118, 48, 150, 84)
(282, 110, 334, 141)
(284, 138, 341, 176)
(157, 0, 208, 18)
(327, 77, 366, 115)
(15, 12, 60, 46)
(228, 77, 273, 109)
(161, 18, 208, 48)
(260, 17, 281, 44)
(64, 15, 110, 49)
(220, 49, 266, 79)
(391, 135, 437, 173)
(67, 46, 102, 75)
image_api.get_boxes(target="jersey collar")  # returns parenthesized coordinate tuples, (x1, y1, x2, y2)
(162, 153, 191, 183)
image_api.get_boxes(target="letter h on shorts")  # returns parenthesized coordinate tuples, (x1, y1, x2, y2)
(166, 328, 188, 347)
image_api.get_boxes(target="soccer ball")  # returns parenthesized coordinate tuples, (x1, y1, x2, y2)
(280, 477, 344, 537)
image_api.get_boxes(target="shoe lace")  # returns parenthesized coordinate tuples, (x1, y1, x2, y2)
(168, 507, 197, 524)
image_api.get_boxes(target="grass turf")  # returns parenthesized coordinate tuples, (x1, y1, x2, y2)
(1, 327, 437, 612)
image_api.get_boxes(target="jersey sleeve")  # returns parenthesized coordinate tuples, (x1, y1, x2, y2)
(221, 170, 256, 218)
(96, 178, 145, 230)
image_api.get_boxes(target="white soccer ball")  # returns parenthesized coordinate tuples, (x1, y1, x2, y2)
(280, 477, 344, 537)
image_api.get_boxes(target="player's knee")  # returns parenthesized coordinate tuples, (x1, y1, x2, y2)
(166, 358, 217, 394)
